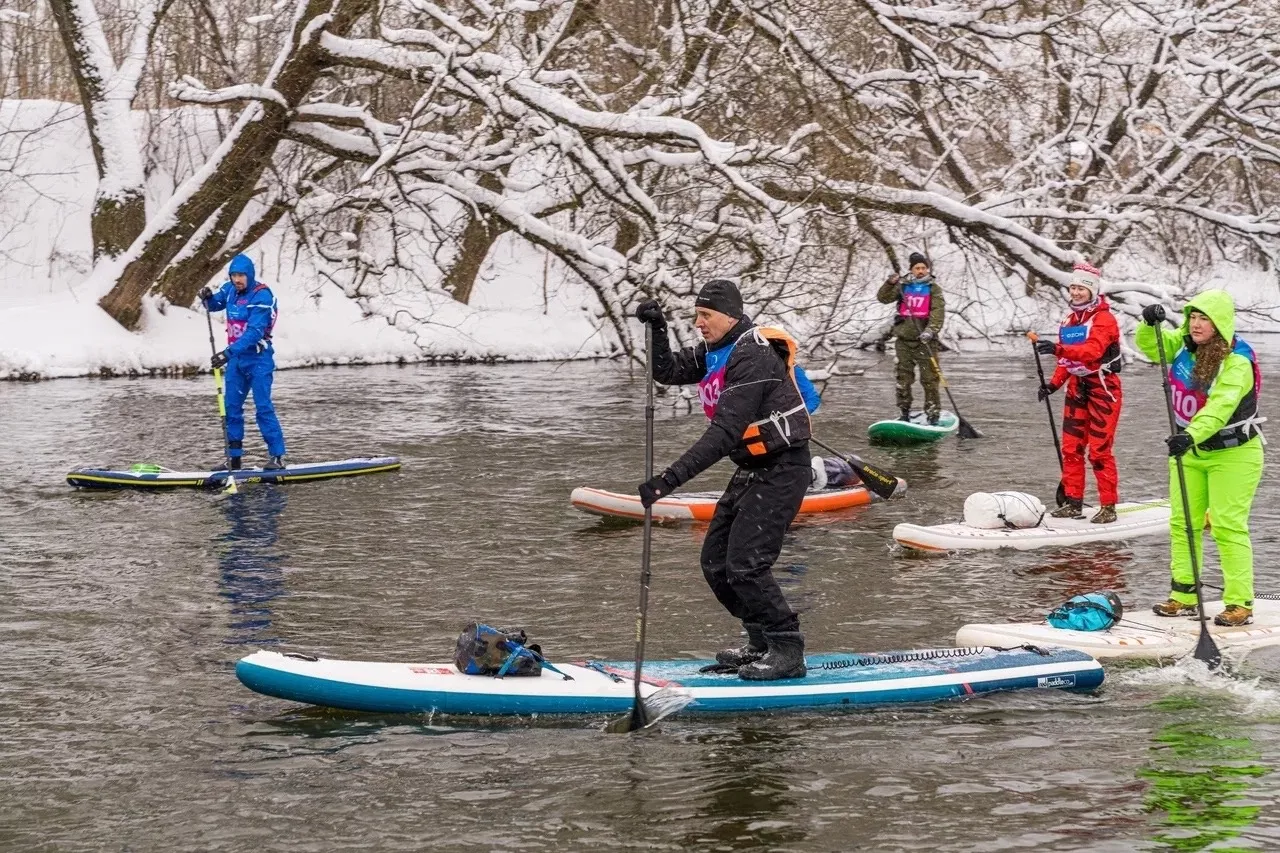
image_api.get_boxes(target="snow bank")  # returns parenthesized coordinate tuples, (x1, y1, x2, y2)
(0, 100, 612, 380)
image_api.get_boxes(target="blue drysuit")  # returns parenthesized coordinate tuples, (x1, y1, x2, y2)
(202, 255, 286, 460)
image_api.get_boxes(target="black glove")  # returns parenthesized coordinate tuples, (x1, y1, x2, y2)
(1142, 304, 1166, 326)
(635, 299, 666, 329)
(1166, 433, 1194, 457)
(638, 471, 678, 508)
(1037, 384, 1058, 403)
(198, 286, 214, 303)
(1034, 339, 1058, 356)
(210, 349, 229, 370)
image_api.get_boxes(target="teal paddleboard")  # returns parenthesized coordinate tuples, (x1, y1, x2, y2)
(867, 410, 958, 444)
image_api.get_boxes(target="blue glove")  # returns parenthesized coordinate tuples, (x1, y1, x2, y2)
(638, 471, 678, 508)
(1166, 433, 1194, 457)
(1034, 339, 1058, 356)
(210, 350, 229, 370)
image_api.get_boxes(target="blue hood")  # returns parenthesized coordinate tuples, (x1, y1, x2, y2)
(228, 254, 256, 287)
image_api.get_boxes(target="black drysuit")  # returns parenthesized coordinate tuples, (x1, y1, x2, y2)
(652, 316, 811, 633)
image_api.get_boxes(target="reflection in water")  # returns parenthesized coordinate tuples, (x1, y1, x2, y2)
(218, 487, 288, 646)
(1023, 545, 1133, 598)
(682, 728, 805, 851)
(1139, 696, 1269, 851)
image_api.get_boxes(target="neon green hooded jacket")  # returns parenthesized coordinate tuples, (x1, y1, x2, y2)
(1134, 289, 1257, 446)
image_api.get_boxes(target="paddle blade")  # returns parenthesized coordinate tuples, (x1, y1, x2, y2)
(606, 701, 650, 734)
(957, 417, 983, 439)
(222, 473, 239, 495)
(1194, 627, 1223, 671)
(848, 456, 902, 500)
(605, 687, 692, 734)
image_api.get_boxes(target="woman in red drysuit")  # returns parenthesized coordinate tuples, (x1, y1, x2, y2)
(1033, 262, 1123, 524)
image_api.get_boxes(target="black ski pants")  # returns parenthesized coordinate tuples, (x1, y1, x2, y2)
(700, 452, 810, 633)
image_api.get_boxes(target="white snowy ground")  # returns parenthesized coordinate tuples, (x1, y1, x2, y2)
(0, 99, 1276, 380)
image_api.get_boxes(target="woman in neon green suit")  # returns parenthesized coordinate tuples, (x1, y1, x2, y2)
(1136, 290, 1264, 627)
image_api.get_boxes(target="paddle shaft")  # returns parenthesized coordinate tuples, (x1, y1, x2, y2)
(625, 324, 656, 729)
(205, 307, 235, 472)
(1028, 335, 1064, 468)
(1153, 326, 1221, 669)
(911, 318, 980, 438)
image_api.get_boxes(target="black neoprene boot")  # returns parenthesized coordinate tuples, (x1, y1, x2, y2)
(264, 456, 286, 470)
(716, 623, 767, 666)
(739, 631, 807, 681)
(225, 456, 242, 471)
(900, 409, 912, 422)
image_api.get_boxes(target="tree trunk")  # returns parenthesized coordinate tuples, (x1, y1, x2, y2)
(97, 0, 374, 329)
(442, 215, 508, 304)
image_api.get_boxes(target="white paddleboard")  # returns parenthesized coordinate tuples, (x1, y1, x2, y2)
(894, 499, 1170, 552)
(957, 598, 1280, 660)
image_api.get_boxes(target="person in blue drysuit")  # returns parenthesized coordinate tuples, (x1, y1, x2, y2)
(199, 254, 287, 470)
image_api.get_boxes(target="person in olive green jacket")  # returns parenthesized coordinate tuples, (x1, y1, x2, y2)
(877, 252, 946, 423)
(1136, 290, 1264, 627)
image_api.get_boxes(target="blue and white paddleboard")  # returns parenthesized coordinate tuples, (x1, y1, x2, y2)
(236, 646, 1103, 717)
(66, 456, 401, 490)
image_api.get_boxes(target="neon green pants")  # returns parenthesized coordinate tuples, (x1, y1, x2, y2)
(1166, 436, 1263, 608)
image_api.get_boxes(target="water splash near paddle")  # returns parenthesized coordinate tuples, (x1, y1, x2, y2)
(604, 686, 694, 733)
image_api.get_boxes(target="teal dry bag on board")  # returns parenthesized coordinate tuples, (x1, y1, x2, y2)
(1046, 592, 1124, 632)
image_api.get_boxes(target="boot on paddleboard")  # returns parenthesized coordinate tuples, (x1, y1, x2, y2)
(1050, 498, 1084, 520)
(1090, 504, 1117, 524)
(264, 456, 286, 470)
(739, 631, 807, 681)
(716, 622, 767, 667)
(219, 456, 242, 471)
(1214, 605, 1253, 627)
(1152, 599, 1199, 617)
(899, 409, 912, 422)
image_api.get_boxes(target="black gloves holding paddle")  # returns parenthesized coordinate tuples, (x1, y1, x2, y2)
(635, 299, 667, 331)
(210, 349, 229, 369)
(1142, 304, 1166, 325)
(639, 470, 680, 508)
(1037, 383, 1059, 403)
(1166, 433, 1194, 457)
(1034, 339, 1058, 356)
(198, 286, 214, 303)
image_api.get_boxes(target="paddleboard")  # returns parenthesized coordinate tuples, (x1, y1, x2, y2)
(571, 480, 905, 522)
(66, 456, 401, 490)
(867, 410, 959, 444)
(957, 598, 1280, 661)
(894, 499, 1170, 552)
(236, 645, 1102, 716)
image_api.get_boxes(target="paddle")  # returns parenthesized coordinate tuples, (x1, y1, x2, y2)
(808, 436, 902, 500)
(1027, 332, 1068, 508)
(205, 307, 239, 495)
(923, 341, 982, 439)
(1153, 326, 1221, 670)
(608, 323, 657, 733)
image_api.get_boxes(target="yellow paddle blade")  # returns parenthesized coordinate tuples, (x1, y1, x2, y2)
(222, 473, 239, 494)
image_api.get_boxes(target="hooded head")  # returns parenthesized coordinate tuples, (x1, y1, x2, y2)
(228, 254, 257, 292)
(1181, 289, 1236, 342)
(694, 279, 744, 347)
(907, 252, 930, 279)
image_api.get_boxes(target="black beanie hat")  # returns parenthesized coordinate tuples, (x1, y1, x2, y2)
(695, 278, 744, 318)
(908, 252, 929, 269)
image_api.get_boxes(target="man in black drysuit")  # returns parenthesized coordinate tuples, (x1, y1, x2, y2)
(635, 279, 811, 680)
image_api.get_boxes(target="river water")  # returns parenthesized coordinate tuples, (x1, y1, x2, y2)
(3, 345, 1280, 852)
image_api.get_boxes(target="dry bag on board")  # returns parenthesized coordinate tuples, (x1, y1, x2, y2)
(963, 491, 1046, 529)
(454, 623, 543, 677)
(1046, 592, 1124, 632)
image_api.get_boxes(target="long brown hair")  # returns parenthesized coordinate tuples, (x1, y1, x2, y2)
(1191, 330, 1231, 390)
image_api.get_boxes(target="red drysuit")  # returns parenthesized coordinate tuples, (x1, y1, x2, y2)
(1049, 297, 1123, 505)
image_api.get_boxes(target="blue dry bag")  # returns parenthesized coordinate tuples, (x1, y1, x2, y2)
(454, 623, 544, 677)
(1046, 592, 1124, 632)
